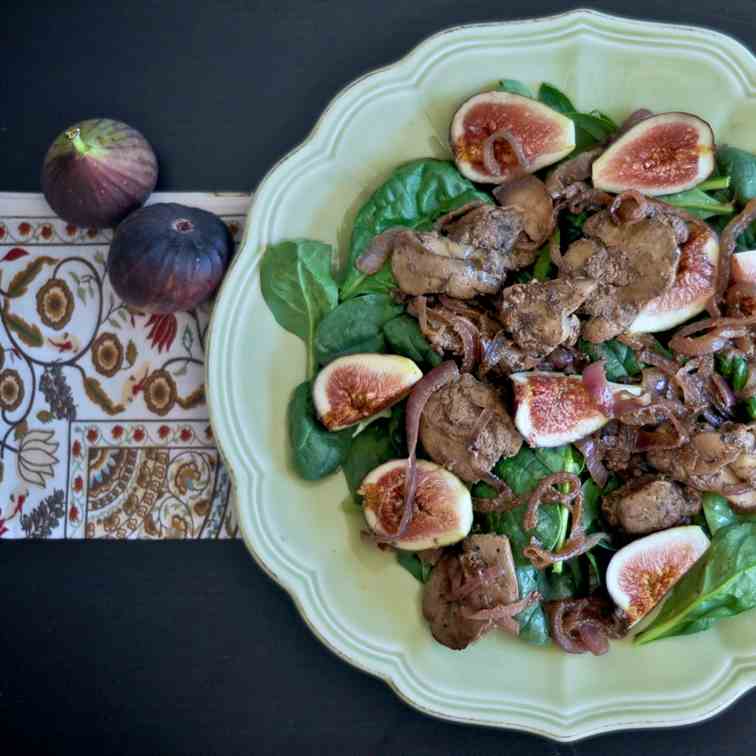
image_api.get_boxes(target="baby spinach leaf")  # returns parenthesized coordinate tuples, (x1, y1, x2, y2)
(314, 294, 404, 364)
(578, 337, 642, 381)
(383, 314, 442, 368)
(288, 381, 352, 480)
(260, 239, 339, 379)
(396, 551, 433, 583)
(537, 82, 575, 114)
(496, 444, 583, 498)
(636, 522, 756, 644)
(702, 492, 756, 535)
(568, 111, 617, 142)
(514, 565, 550, 644)
(340, 159, 491, 300)
(718, 145, 756, 204)
(703, 493, 739, 535)
(537, 84, 617, 152)
(532, 240, 554, 281)
(560, 211, 588, 247)
(659, 187, 734, 219)
(479, 445, 583, 563)
(342, 404, 405, 500)
(497, 79, 534, 98)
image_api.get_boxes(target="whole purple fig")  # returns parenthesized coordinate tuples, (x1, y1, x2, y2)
(107, 203, 233, 313)
(42, 118, 158, 228)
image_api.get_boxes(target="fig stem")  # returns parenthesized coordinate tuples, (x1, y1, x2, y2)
(65, 127, 89, 156)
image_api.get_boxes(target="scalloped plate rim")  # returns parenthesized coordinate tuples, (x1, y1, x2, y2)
(207, 9, 756, 741)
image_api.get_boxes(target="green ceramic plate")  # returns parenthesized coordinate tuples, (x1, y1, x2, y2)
(207, 10, 756, 740)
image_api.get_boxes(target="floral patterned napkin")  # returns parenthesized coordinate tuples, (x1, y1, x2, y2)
(0, 192, 250, 539)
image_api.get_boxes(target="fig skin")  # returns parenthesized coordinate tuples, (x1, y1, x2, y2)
(107, 203, 233, 313)
(359, 459, 473, 550)
(592, 112, 715, 196)
(606, 525, 709, 625)
(313, 354, 422, 431)
(42, 118, 158, 228)
(450, 91, 575, 184)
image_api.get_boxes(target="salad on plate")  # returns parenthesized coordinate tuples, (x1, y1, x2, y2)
(260, 79, 756, 656)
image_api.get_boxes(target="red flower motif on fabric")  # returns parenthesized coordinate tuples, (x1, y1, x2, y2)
(158, 425, 171, 440)
(72, 440, 82, 457)
(40, 224, 53, 239)
(65, 224, 77, 236)
(86, 428, 98, 443)
(0, 224, 6, 240)
(73, 476, 83, 493)
(145, 313, 178, 353)
(0, 519, 7, 537)
(1, 247, 28, 262)
(180, 428, 192, 442)
(86, 228, 97, 239)
(112, 425, 124, 439)
(69, 505, 80, 523)
(133, 428, 146, 443)
(17, 222, 31, 235)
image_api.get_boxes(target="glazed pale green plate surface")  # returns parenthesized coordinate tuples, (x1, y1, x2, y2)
(207, 10, 756, 740)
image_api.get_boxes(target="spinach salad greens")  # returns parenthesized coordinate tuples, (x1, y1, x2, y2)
(260, 78, 756, 655)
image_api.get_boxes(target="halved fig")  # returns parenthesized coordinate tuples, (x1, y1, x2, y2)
(606, 525, 709, 625)
(731, 250, 756, 284)
(359, 459, 473, 551)
(451, 92, 576, 184)
(592, 112, 715, 196)
(313, 354, 422, 431)
(629, 222, 719, 332)
(510, 371, 642, 447)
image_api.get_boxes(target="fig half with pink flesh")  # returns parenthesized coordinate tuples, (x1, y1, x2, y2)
(359, 459, 473, 550)
(312, 354, 422, 431)
(450, 92, 576, 184)
(606, 525, 709, 625)
(592, 112, 715, 196)
(510, 371, 642, 447)
(629, 222, 719, 332)
(731, 249, 756, 284)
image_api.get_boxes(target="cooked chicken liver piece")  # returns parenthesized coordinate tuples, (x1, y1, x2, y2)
(422, 534, 519, 650)
(602, 476, 700, 535)
(498, 278, 596, 356)
(420, 373, 522, 483)
(562, 210, 680, 342)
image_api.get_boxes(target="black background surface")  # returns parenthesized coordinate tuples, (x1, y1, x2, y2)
(3, 2, 756, 754)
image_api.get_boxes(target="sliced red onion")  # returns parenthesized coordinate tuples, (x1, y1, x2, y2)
(639, 348, 680, 378)
(451, 316, 480, 373)
(482, 128, 530, 177)
(669, 316, 756, 356)
(473, 493, 520, 513)
(461, 592, 541, 636)
(523, 473, 582, 531)
(610, 190, 650, 225)
(710, 372, 737, 413)
(575, 621, 611, 656)
(355, 227, 407, 274)
(524, 532, 607, 570)
(718, 199, 756, 308)
(582, 360, 614, 416)
(397, 361, 460, 539)
(433, 201, 485, 230)
(575, 435, 609, 488)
